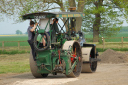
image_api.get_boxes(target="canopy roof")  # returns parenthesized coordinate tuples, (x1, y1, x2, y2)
(22, 12, 85, 19)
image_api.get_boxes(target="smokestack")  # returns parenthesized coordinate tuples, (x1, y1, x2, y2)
(69, 7, 76, 34)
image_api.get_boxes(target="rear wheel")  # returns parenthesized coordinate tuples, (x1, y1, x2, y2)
(82, 62, 97, 73)
(81, 48, 97, 73)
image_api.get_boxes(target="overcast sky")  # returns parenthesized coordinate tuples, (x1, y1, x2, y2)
(0, 18, 29, 34)
(0, 3, 60, 35)
(0, 2, 128, 35)
(0, 17, 128, 35)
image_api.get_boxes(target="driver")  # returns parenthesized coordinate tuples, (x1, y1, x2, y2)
(27, 20, 38, 61)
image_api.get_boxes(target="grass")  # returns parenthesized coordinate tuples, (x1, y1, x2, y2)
(0, 50, 29, 54)
(105, 32, 128, 42)
(96, 48, 128, 52)
(0, 35, 28, 41)
(0, 35, 29, 47)
(0, 53, 30, 74)
(0, 47, 127, 74)
(0, 33, 128, 53)
(0, 31, 128, 74)
(0, 32, 128, 46)
(85, 32, 128, 42)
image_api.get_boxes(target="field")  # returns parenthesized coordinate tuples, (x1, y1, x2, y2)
(85, 32, 128, 42)
(0, 35, 29, 47)
(0, 31, 128, 51)
(0, 35, 28, 41)
(1, 32, 128, 43)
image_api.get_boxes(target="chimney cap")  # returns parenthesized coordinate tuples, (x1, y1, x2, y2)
(69, 7, 76, 11)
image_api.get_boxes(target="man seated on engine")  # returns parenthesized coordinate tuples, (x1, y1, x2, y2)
(39, 18, 52, 47)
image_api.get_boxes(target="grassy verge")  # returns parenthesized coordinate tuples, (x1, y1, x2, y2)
(0, 47, 128, 54)
(0, 53, 30, 74)
(0, 47, 128, 74)
(0, 50, 29, 54)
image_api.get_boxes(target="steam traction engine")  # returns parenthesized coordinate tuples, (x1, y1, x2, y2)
(22, 11, 100, 78)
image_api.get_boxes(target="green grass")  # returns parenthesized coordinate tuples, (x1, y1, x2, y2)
(0, 50, 29, 54)
(0, 53, 30, 74)
(0, 47, 128, 74)
(0, 35, 29, 47)
(85, 32, 128, 42)
(0, 32, 128, 50)
(96, 48, 128, 52)
(105, 32, 128, 42)
(0, 31, 128, 74)
(0, 35, 28, 41)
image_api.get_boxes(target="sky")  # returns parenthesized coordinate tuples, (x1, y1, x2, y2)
(0, 3, 61, 35)
(0, 18, 128, 35)
(0, 18, 29, 35)
(0, 1, 128, 35)
(0, 17, 66, 35)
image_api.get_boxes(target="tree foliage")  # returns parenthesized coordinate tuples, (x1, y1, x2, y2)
(25, 31, 28, 34)
(0, 0, 61, 21)
(1, 0, 128, 42)
(0, 0, 86, 31)
(82, 0, 128, 41)
(16, 30, 22, 34)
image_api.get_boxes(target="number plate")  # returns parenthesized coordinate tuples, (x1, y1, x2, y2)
(34, 15, 46, 19)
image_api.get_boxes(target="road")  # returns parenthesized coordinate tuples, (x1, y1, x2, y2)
(0, 63, 128, 85)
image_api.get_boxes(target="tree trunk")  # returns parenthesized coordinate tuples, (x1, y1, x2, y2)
(93, 1, 102, 42)
(93, 14, 101, 42)
(76, 0, 85, 32)
(68, 0, 76, 7)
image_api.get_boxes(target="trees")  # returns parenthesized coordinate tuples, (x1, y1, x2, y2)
(83, 0, 128, 42)
(1, 0, 128, 42)
(16, 30, 22, 34)
(0, 0, 86, 31)
(25, 31, 28, 34)
(0, 0, 58, 21)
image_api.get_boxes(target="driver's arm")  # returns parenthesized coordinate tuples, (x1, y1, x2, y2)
(30, 23, 38, 32)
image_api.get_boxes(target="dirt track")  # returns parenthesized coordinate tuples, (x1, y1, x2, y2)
(0, 63, 128, 85)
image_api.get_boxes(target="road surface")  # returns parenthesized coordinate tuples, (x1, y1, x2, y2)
(0, 63, 128, 85)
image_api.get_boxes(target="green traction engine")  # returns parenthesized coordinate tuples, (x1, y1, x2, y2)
(22, 12, 100, 78)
